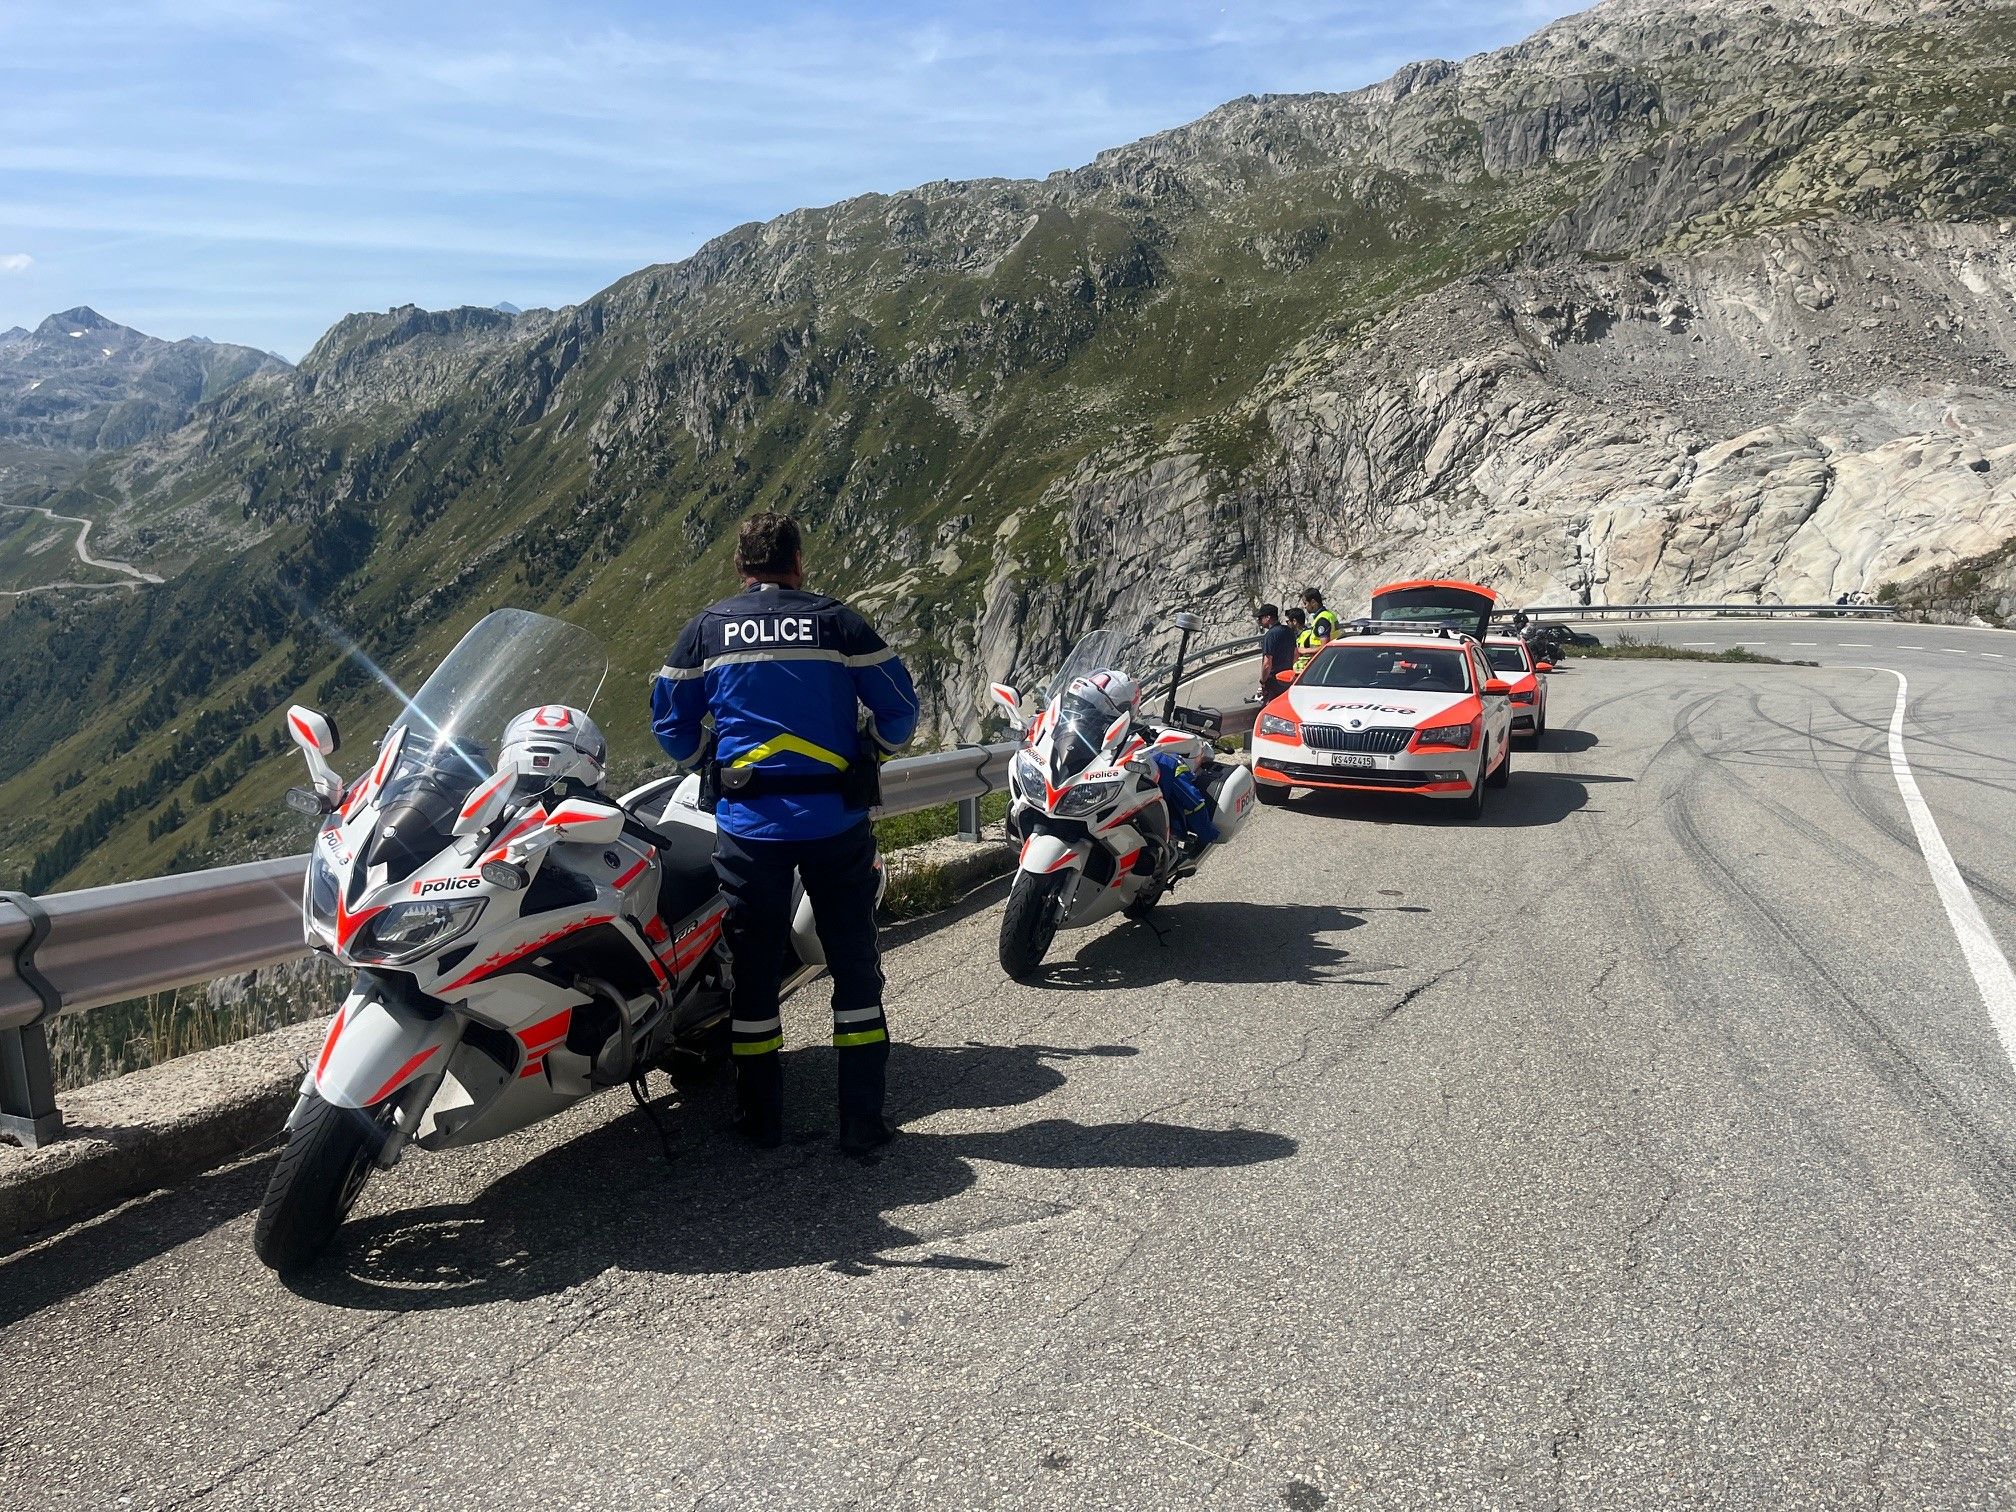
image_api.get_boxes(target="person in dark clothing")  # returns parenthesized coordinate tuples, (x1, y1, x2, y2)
(651, 513, 920, 1154)
(1257, 604, 1297, 697)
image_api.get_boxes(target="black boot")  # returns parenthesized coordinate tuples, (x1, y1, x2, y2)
(838, 1114, 893, 1155)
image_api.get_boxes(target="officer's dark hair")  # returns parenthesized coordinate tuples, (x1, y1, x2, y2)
(1301, 586, 1325, 606)
(1257, 603, 1280, 621)
(736, 512, 802, 577)
(1286, 607, 1307, 626)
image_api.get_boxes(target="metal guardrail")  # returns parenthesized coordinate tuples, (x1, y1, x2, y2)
(1517, 604, 1898, 621)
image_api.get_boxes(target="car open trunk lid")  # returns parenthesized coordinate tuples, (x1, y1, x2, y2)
(1370, 579, 1496, 641)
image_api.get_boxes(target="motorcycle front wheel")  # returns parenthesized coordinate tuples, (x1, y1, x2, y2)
(253, 1091, 394, 1274)
(999, 870, 1068, 981)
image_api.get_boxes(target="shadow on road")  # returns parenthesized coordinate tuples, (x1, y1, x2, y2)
(1036, 901, 1367, 991)
(283, 1038, 1296, 1311)
(1286, 769, 1614, 828)
(1534, 727, 1600, 754)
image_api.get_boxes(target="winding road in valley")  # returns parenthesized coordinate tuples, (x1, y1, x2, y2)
(4, 621, 2015, 1508)
(0, 501, 161, 593)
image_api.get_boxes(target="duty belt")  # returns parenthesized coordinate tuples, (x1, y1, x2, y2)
(716, 764, 849, 798)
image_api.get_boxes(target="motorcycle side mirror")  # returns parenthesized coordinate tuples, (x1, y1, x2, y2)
(1103, 711, 1132, 752)
(452, 770, 516, 837)
(286, 705, 340, 757)
(542, 798, 626, 846)
(1484, 678, 1513, 697)
(989, 683, 1026, 731)
(286, 704, 346, 807)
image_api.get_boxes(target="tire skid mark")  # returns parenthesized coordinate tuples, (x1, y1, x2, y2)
(1664, 788, 2016, 1221)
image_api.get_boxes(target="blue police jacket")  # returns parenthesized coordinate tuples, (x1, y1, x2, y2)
(651, 583, 921, 841)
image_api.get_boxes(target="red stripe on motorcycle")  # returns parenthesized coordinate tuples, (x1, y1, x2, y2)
(612, 855, 651, 890)
(516, 1007, 572, 1051)
(314, 1007, 347, 1081)
(437, 915, 616, 994)
(366, 1044, 439, 1105)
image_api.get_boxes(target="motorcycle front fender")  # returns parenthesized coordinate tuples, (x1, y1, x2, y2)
(1018, 832, 1090, 878)
(311, 981, 461, 1112)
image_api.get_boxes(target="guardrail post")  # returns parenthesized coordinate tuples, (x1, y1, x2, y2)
(956, 795, 982, 842)
(0, 1024, 61, 1149)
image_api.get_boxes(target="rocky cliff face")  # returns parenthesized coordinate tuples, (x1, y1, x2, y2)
(5, 0, 2016, 886)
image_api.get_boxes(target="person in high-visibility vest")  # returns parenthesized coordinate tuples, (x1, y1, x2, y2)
(1301, 587, 1340, 644)
(1286, 608, 1324, 671)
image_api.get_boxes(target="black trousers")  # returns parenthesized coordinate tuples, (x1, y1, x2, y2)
(713, 818, 889, 1123)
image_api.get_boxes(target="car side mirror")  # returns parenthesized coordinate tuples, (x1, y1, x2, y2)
(1536, 661, 1555, 673)
(1484, 678, 1513, 697)
(1274, 669, 1298, 685)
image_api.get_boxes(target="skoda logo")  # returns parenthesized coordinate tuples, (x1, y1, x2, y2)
(1348, 718, 1364, 730)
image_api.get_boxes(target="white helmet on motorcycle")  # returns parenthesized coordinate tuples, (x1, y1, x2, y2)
(1065, 670, 1140, 720)
(497, 705, 607, 789)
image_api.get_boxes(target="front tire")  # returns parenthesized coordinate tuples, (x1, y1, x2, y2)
(1488, 738, 1512, 788)
(1000, 870, 1068, 980)
(253, 1092, 389, 1274)
(1456, 759, 1487, 821)
(1255, 780, 1289, 807)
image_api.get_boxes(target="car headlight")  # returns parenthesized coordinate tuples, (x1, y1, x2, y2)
(307, 850, 340, 931)
(1415, 722, 1475, 748)
(1011, 750, 1044, 798)
(1055, 778, 1123, 818)
(1258, 713, 1298, 737)
(355, 899, 485, 964)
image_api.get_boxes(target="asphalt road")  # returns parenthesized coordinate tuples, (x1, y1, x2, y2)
(5, 620, 2015, 1509)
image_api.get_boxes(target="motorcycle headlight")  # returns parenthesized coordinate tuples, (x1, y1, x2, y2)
(1055, 778, 1123, 818)
(1012, 750, 1044, 798)
(1415, 722, 1475, 748)
(1258, 713, 1298, 737)
(307, 850, 340, 931)
(356, 899, 485, 965)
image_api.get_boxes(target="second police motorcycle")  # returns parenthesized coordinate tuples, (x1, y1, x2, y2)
(989, 614, 1257, 978)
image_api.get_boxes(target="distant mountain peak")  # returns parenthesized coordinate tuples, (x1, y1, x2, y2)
(494, 300, 523, 315)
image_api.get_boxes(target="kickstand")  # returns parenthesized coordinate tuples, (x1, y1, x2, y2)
(629, 1069, 678, 1163)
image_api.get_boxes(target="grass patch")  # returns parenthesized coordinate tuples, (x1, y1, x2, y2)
(1573, 634, 1810, 666)
(875, 788, 1011, 851)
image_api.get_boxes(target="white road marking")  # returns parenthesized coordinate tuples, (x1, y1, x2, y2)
(1870, 669, 2016, 1075)
(1682, 640, 1715, 646)
(1839, 642, 1872, 647)
(1985, 653, 2005, 659)
(1900, 643, 1925, 648)
(1944, 648, 1969, 655)
(1788, 642, 1817, 646)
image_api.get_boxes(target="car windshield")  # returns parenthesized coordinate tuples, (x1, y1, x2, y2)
(1301, 645, 1472, 693)
(1486, 644, 1531, 673)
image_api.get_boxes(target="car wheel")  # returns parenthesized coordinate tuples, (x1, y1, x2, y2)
(1457, 761, 1486, 820)
(1533, 706, 1547, 747)
(1487, 737, 1511, 788)
(1255, 780, 1289, 807)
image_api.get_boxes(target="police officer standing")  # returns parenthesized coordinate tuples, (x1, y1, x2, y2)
(1300, 587, 1340, 644)
(651, 513, 920, 1153)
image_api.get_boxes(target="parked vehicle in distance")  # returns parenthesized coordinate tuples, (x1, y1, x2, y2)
(1484, 634, 1550, 744)
(1250, 622, 1516, 820)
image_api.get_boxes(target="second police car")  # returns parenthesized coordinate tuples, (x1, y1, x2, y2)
(1249, 580, 1516, 819)
(1483, 634, 1550, 744)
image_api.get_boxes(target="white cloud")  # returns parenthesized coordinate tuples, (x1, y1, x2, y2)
(0, 253, 31, 273)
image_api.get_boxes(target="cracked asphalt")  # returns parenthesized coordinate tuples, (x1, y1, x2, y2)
(4, 621, 2016, 1509)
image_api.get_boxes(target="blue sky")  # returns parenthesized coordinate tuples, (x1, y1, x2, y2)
(0, 0, 1583, 359)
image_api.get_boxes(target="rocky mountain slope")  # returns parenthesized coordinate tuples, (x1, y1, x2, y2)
(3, 0, 2015, 891)
(0, 306, 286, 454)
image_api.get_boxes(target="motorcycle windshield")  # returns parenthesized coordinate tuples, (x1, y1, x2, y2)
(1047, 629, 1129, 703)
(1048, 693, 1120, 785)
(388, 608, 608, 786)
